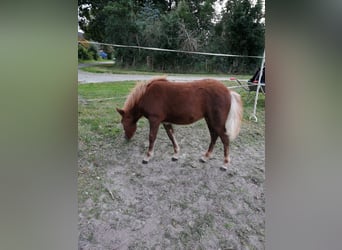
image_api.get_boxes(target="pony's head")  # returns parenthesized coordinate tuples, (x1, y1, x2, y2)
(116, 108, 137, 140)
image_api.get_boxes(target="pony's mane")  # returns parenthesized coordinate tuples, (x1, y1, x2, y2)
(123, 76, 167, 111)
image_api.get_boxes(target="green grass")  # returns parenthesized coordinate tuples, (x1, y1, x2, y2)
(78, 81, 135, 99)
(78, 59, 113, 64)
(81, 65, 161, 75)
(224, 222, 235, 230)
(78, 81, 136, 145)
(78, 80, 265, 146)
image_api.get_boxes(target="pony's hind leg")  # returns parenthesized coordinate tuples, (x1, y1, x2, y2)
(163, 123, 180, 161)
(219, 133, 230, 170)
(200, 125, 218, 163)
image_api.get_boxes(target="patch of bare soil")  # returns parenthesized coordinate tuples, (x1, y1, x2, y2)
(78, 119, 264, 249)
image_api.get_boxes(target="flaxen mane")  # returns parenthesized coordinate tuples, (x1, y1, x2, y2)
(123, 76, 167, 111)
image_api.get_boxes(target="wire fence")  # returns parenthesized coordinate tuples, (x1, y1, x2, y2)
(78, 41, 263, 59)
(78, 40, 265, 121)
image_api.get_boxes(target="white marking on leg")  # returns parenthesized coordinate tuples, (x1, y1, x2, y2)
(171, 140, 180, 161)
(142, 150, 154, 164)
(200, 152, 212, 163)
(164, 123, 180, 161)
(172, 152, 179, 161)
(172, 155, 179, 161)
(174, 141, 180, 154)
(220, 164, 228, 170)
(224, 155, 230, 163)
(220, 156, 230, 170)
(200, 156, 207, 163)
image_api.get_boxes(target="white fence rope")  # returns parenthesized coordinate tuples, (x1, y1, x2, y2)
(78, 41, 263, 59)
(79, 96, 127, 102)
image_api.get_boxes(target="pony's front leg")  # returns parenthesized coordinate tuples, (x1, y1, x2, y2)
(142, 120, 160, 164)
(163, 123, 180, 161)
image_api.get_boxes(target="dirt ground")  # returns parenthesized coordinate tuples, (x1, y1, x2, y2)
(78, 117, 265, 249)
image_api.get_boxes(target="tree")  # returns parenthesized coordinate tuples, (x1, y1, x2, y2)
(78, 0, 112, 41)
(217, 0, 265, 72)
(103, 0, 138, 66)
(136, 0, 161, 47)
(78, 0, 265, 73)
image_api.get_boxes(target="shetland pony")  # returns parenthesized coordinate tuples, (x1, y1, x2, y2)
(116, 76, 243, 170)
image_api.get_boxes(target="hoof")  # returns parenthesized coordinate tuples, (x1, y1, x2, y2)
(171, 156, 178, 161)
(142, 159, 149, 164)
(199, 156, 207, 163)
(220, 165, 228, 171)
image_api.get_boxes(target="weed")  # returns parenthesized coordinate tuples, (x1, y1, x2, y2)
(224, 222, 234, 230)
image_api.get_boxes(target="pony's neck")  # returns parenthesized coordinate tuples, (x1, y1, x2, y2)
(128, 106, 142, 122)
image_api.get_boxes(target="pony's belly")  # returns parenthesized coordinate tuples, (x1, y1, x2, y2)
(164, 115, 202, 125)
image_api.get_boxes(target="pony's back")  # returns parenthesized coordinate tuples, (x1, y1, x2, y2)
(139, 78, 231, 125)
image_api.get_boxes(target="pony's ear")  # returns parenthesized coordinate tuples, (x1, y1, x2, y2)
(116, 108, 125, 117)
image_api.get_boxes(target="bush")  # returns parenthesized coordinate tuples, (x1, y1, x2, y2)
(106, 52, 113, 60)
(88, 45, 99, 61)
(78, 45, 92, 60)
(103, 45, 114, 60)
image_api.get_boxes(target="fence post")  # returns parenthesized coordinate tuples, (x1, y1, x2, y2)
(250, 50, 265, 122)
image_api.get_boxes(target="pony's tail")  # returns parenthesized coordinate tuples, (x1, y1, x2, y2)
(226, 90, 243, 141)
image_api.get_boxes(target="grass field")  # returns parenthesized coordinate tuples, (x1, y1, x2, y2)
(80, 63, 252, 80)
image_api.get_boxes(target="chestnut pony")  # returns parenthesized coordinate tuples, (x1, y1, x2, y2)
(116, 76, 243, 170)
